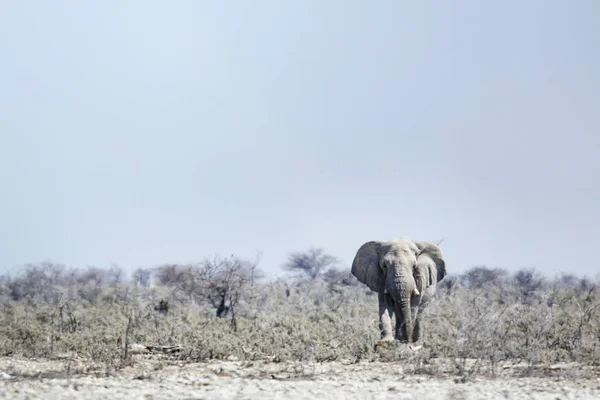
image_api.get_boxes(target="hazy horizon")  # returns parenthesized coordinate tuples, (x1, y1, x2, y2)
(1, 1, 598, 280)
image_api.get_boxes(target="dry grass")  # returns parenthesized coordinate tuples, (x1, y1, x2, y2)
(0, 262, 599, 380)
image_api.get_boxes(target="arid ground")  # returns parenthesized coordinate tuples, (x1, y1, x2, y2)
(1, 356, 599, 400)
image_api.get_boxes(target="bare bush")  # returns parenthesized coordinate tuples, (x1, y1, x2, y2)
(152, 254, 263, 330)
(421, 266, 600, 378)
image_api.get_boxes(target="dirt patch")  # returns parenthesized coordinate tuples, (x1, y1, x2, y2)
(1, 357, 599, 399)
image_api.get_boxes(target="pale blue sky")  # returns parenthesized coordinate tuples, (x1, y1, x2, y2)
(1, 1, 598, 278)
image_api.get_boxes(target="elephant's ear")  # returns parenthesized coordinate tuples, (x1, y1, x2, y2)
(413, 240, 447, 293)
(351, 241, 385, 292)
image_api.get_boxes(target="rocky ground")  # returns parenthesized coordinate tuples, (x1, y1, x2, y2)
(1, 356, 599, 399)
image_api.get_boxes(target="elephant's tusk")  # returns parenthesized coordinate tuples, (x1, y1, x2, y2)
(413, 287, 420, 296)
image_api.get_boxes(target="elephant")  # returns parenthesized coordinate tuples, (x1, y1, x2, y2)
(351, 237, 447, 344)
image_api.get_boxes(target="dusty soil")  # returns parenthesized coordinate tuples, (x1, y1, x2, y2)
(1, 356, 599, 399)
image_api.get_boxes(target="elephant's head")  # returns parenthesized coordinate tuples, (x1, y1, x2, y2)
(351, 238, 446, 342)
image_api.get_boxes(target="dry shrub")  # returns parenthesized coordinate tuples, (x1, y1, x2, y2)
(422, 270, 600, 377)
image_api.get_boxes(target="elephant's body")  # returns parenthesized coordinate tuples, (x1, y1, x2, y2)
(351, 238, 446, 343)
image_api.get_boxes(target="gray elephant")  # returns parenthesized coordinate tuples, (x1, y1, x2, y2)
(351, 237, 447, 344)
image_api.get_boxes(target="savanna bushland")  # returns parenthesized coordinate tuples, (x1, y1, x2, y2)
(0, 248, 599, 381)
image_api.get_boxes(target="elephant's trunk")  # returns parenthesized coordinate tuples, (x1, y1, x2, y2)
(388, 265, 416, 343)
(399, 295, 413, 343)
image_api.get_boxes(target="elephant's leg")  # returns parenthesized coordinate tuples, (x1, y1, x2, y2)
(378, 293, 394, 341)
(412, 308, 424, 343)
(410, 296, 422, 343)
(412, 289, 435, 343)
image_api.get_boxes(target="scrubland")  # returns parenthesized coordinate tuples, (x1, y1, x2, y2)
(0, 255, 599, 398)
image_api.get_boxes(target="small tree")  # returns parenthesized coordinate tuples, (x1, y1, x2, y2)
(282, 247, 340, 280)
(322, 266, 359, 286)
(76, 266, 108, 305)
(152, 254, 263, 331)
(6, 262, 70, 303)
(106, 265, 124, 286)
(200, 254, 263, 331)
(513, 268, 546, 304)
(460, 266, 509, 289)
(132, 268, 152, 287)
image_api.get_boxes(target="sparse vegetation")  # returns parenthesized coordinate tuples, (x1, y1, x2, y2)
(0, 253, 598, 379)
